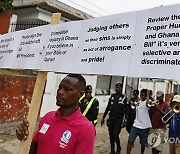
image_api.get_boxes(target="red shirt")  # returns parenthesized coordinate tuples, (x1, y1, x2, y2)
(151, 101, 169, 129)
(32, 108, 95, 154)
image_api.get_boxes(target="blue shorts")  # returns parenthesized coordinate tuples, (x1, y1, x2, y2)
(128, 126, 149, 145)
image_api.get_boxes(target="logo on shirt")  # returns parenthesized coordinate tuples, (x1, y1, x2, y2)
(59, 130, 72, 149)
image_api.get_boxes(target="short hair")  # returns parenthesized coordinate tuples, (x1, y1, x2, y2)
(149, 90, 153, 95)
(67, 74, 86, 89)
(141, 89, 147, 96)
(85, 85, 92, 91)
(115, 82, 123, 87)
(133, 90, 139, 95)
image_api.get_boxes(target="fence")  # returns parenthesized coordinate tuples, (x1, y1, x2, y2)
(10, 21, 49, 32)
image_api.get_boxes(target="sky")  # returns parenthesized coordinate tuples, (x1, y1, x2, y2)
(58, 0, 180, 17)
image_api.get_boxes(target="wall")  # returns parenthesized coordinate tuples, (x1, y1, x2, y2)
(96, 95, 110, 113)
(0, 75, 36, 122)
(0, 10, 12, 34)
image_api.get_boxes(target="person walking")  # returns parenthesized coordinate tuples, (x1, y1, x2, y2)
(148, 91, 169, 154)
(101, 82, 128, 154)
(126, 90, 139, 134)
(126, 89, 152, 154)
(79, 85, 99, 126)
(168, 95, 180, 154)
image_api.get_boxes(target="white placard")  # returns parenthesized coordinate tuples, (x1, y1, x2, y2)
(0, 31, 20, 68)
(73, 12, 137, 76)
(128, 4, 180, 80)
(13, 25, 51, 69)
(40, 21, 82, 73)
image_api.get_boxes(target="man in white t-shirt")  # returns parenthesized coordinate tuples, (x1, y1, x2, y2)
(126, 89, 152, 154)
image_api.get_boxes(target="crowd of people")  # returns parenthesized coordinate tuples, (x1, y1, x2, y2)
(16, 73, 180, 154)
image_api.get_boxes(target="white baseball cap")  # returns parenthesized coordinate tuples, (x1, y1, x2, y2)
(172, 95, 180, 102)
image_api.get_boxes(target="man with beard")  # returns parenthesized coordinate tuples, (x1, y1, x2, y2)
(16, 74, 95, 154)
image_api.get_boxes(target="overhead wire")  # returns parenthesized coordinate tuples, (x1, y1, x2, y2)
(83, 0, 111, 14)
(64, 0, 105, 16)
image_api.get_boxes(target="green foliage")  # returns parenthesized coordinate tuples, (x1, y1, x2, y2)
(0, 0, 13, 13)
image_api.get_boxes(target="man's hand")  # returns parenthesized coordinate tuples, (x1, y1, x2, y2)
(16, 119, 29, 141)
(101, 118, 105, 126)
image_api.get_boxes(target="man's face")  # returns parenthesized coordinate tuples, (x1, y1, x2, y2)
(156, 95, 164, 101)
(133, 93, 138, 98)
(85, 90, 92, 99)
(115, 85, 122, 94)
(140, 92, 146, 101)
(56, 76, 84, 108)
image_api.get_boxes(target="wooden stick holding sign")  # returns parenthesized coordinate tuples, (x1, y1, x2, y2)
(18, 13, 61, 154)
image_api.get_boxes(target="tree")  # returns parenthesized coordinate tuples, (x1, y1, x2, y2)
(0, 0, 13, 13)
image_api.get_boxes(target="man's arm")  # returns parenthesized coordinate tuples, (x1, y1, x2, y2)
(101, 97, 111, 126)
(16, 120, 38, 154)
(122, 96, 128, 128)
(91, 99, 99, 123)
(103, 97, 111, 119)
(156, 105, 166, 114)
(156, 102, 170, 115)
(29, 141, 38, 154)
(124, 96, 129, 120)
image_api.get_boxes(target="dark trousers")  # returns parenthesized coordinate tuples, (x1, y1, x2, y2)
(108, 120, 122, 153)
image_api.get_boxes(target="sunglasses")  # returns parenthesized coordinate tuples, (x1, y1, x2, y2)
(85, 91, 92, 94)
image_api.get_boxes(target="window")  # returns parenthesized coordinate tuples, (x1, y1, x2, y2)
(174, 84, 178, 94)
(96, 75, 123, 95)
(141, 78, 165, 82)
(125, 77, 139, 100)
(96, 75, 110, 95)
(141, 78, 153, 82)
